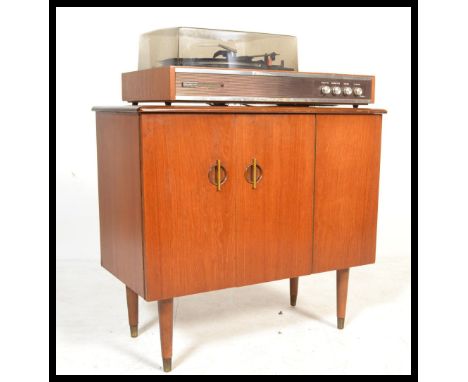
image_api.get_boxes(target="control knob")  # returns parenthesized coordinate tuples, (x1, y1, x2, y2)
(321, 85, 331, 95)
(353, 87, 363, 96)
(332, 86, 342, 96)
(343, 86, 353, 96)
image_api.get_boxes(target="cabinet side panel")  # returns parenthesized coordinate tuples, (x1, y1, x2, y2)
(313, 115, 382, 273)
(95, 112, 145, 296)
(122, 67, 173, 102)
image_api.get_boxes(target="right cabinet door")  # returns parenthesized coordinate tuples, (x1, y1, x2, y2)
(235, 114, 315, 286)
(313, 114, 382, 273)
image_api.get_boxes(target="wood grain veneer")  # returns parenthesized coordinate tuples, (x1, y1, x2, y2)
(95, 112, 145, 297)
(312, 115, 382, 273)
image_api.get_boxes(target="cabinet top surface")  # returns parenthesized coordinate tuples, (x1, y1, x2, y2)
(92, 105, 387, 115)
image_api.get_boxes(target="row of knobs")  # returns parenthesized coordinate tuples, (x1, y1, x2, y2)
(321, 86, 363, 96)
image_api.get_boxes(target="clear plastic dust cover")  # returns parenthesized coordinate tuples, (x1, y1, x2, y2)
(138, 27, 298, 71)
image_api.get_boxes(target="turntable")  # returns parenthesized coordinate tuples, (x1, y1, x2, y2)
(122, 27, 375, 106)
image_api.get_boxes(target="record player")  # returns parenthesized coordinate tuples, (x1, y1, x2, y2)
(122, 27, 375, 105)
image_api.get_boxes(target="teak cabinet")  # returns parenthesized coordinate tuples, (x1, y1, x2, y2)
(94, 106, 385, 372)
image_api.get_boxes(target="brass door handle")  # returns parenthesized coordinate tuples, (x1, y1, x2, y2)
(208, 160, 227, 191)
(244, 158, 263, 189)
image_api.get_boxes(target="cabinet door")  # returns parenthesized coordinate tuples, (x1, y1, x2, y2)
(235, 115, 315, 286)
(141, 114, 237, 300)
(313, 115, 382, 273)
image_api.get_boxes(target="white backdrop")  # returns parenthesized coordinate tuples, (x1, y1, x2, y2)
(56, 7, 411, 260)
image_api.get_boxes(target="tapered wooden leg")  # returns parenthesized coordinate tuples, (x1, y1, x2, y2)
(336, 269, 350, 329)
(158, 298, 173, 372)
(290, 277, 299, 306)
(126, 286, 138, 338)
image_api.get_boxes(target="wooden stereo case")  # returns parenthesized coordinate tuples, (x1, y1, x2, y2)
(122, 66, 375, 105)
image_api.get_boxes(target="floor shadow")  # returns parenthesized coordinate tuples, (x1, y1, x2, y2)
(172, 343, 198, 369)
(292, 307, 335, 328)
(156, 257, 411, 364)
(109, 343, 163, 371)
(343, 258, 411, 323)
(138, 317, 158, 335)
(56, 257, 410, 368)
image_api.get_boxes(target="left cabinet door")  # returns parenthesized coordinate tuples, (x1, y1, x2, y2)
(141, 114, 237, 300)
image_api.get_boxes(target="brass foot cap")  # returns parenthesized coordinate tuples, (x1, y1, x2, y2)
(290, 295, 297, 307)
(163, 358, 172, 372)
(130, 325, 138, 338)
(337, 318, 345, 330)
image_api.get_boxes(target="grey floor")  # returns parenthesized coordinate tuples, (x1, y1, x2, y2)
(56, 256, 411, 375)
